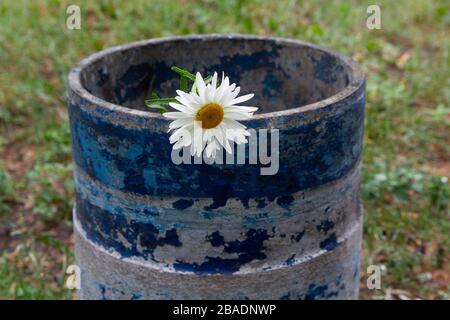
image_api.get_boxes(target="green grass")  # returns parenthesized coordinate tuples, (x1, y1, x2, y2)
(0, 0, 448, 299)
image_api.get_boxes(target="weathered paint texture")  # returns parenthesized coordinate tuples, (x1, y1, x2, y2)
(67, 35, 366, 300)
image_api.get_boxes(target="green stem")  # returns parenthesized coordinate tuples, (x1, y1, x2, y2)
(171, 66, 196, 81)
(145, 97, 177, 104)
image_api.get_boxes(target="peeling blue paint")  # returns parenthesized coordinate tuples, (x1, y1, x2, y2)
(317, 219, 335, 234)
(286, 254, 296, 266)
(276, 195, 294, 208)
(68, 88, 365, 199)
(206, 231, 225, 247)
(172, 199, 194, 210)
(304, 284, 338, 300)
(173, 229, 272, 274)
(76, 195, 182, 260)
(320, 233, 338, 251)
(291, 231, 305, 242)
(69, 35, 365, 299)
(280, 292, 291, 300)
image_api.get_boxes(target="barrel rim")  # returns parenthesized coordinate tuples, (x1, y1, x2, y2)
(67, 34, 365, 125)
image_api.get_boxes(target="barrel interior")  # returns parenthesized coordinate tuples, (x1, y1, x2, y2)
(79, 38, 354, 113)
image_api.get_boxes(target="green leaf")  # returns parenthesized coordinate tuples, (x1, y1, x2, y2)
(145, 93, 173, 113)
(171, 66, 196, 81)
(151, 91, 160, 99)
(180, 76, 188, 92)
(145, 97, 177, 104)
(146, 103, 168, 114)
(157, 107, 167, 114)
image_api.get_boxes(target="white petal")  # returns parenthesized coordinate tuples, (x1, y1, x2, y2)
(229, 93, 254, 105)
(220, 88, 240, 106)
(175, 92, 198, 109)
(223, 118, 247, 130)
(224, 112, 253, 120)
(178, 90, 203, 106)
(214, 76, 230, 103)
(225, 106, 258, 113)
(173, 139, 185, 150)
(169, 117, 193, 130)
(203, 128, 215, 142)
(205, 140, 217, 158)
(223, 125, 249, 144)
(215, 126, 232, 154)
(205, 84, 215, 103)
(223, 137, 232, 154)
(169, 102, 194, 114)
(195, 72, 207, 103)
(193, 126, 204, 157)
(230, 86, 240, 99)
(176, 129, 192, 148)
(163, 112, 189, 119)
(211, 72, 218, 89)
(234, 134, 248, 144)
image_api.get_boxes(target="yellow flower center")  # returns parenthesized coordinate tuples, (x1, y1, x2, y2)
(195, 103, 224, 129)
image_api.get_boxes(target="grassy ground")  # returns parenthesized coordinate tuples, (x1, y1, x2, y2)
(0, 0, 448, 300)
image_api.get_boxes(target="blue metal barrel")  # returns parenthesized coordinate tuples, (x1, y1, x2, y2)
(67, 35, 365, 300)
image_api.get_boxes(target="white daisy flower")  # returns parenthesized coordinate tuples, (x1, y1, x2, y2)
(163, 72, 258, 158)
